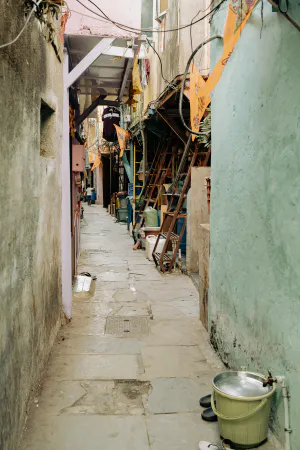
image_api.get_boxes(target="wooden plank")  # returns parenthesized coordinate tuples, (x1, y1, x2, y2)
(157, 110, 187, 145)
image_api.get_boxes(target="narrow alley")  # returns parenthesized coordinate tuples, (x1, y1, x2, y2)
(2, 1, 299, 449)
(21, 207, 278, 450)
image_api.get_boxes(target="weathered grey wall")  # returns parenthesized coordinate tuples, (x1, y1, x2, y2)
(209, 2, 300, 446)
(0, 2, 63, 449)
(186, 167, 210, 273)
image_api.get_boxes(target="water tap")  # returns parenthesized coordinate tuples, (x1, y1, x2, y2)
(263, 371, 276, 387)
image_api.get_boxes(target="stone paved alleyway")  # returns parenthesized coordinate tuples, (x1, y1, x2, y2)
(22, 207, 279, 450)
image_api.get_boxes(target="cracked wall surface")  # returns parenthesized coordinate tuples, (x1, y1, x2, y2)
(209, 2, 300, 447)
(0, 1, 63, 449)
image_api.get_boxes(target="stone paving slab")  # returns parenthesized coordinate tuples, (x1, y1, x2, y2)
(143, 319, 205, 346)
(146, 413, 219, 450)
(146, 378, 212, 414)
(151, 299, 199, 319)
(47, 354, 143, 380)
(55, 334, 141, 355)
(22, 416, 150, 450)
(141, 346, 211, 379)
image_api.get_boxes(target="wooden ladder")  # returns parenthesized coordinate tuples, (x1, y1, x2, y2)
(152, 135, 198, 273)
(133, 138, 173, 231)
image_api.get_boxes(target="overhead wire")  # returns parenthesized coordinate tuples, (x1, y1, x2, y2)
(146, 38, 176, 89)
(189, 0, 217, 56)
(0, 0, 43, 49)
(74, 0, 227, 34)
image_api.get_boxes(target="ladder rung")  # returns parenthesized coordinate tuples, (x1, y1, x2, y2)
(163, 194, 187, 197)
(166, 213, 187, 217)
(153, 252, 171, 261)
(161, 232, 179, 241)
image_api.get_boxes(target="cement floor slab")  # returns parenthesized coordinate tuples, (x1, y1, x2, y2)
(146, 413, 219, 450)
(144, 319, 205, 346)
(47, 354, 143, 380)
(151, 299, 199, 319)
(146, 378, 212, 414)
(141, 346, 211, 379)
(22, 415, 150, 450)
(55, 334, 141, 355)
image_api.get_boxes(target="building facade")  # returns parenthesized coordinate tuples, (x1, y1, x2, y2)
(209, 3, 300, 446)
(0, 2, 63, 449)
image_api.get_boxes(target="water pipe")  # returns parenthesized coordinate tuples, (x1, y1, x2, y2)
(276, 376, 292, 450)
(264, 374, 291, 450)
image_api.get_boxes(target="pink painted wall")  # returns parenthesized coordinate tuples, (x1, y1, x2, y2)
(66, 0, 141, 38)
(96, 164, 104, 205)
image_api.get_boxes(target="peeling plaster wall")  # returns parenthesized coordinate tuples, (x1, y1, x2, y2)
(66, 0, 142, 37)
(209, 3, 300, 445)
(0, 2, 63, 449)
(144, 0, 211, 107)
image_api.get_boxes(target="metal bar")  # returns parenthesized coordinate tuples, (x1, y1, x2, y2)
(66, 38, 115, 88)
(67, 42, 146, 59)
(75, 97, 119, 126)
(62, 49, 73, 320)
(75, 95, 106, 126)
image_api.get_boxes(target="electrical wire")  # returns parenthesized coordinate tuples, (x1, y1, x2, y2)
(179, 35, 223, 136)
(189, 0, 217, 56)
(0, 0, 43, 49)
(146, 38, 176, 89)
(74, 0, 227, 34)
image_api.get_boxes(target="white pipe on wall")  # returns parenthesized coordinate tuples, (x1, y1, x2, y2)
(276, 376, 292, 450)
(61, 49, 73, 320)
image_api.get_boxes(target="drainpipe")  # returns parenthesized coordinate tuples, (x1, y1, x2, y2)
(62, 48, 72, 320)
(263, 374, 292, 450)
(276, 377, 292, 450)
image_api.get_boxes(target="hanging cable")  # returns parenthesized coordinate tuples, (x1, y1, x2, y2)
(0, 0, 43, 49)
(146, 38, 176, 89)
(179, 35, 223, 136)
(190, 0, 217, 56)
(74, 0, 227, 34)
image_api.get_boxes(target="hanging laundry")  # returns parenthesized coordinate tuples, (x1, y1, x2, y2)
(141, 59, 147, 88)
(102, 107, 120, 142)
(145, 58, 150, 83)
(132, 58, 143, 95)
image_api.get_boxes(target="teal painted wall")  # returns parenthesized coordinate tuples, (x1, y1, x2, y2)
(209, 2, 300, 446)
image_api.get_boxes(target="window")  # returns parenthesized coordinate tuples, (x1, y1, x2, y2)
(40, 99, 55, 158)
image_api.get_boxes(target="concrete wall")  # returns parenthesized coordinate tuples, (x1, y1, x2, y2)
(66, 0, 141, 37)
(144, 0, 210, 107)
(209, 2, 300, 445)
(186, 167, 210, 273)
(0, 2, 63, 449)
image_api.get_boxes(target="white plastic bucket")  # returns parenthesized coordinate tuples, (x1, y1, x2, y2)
(146, 235, 166, 260)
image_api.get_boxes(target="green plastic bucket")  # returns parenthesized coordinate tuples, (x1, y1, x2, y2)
(212, 372, 276, 449)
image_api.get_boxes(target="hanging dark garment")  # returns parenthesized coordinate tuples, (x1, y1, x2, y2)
(102, 107, 120, 142)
